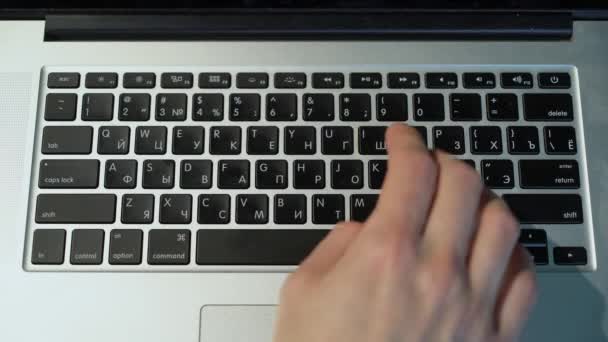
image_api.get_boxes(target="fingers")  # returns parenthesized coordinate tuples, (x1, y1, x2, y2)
(421, 152, 484, 262)
(495, 245, 538, 340)
(468, 191, 521, 305)
(363, 124, 437, 243)
(298, 222, 364, 276)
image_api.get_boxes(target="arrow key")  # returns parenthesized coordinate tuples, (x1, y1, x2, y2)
(554, 247, 587, 265)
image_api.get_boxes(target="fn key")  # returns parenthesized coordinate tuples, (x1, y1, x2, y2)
(31, 229, 66, 265)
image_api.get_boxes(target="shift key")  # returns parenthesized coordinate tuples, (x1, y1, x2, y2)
(42, 126, 93, 154)
(503, 194, 583, 224)
(35, 194, 116, 223)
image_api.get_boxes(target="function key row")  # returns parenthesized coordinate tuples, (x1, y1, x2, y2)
(41, 125, 577, 156)
(30, 227, 587, 266)
(44, 92, 574, 122)
(47, 72, 572, 90)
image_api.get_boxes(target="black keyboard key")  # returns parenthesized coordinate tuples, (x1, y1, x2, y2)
(267, 94, 297, 121)
(471, 126, 502, 154)
(554, 247, 587, 266)
(294, 160, 325, 189)
(303, 94, 335, 121)
(109, 229, 143, 265)
(82, 93, 114, 121)
(322, 126, 353, 155)
(105, 159, 137, 189)
(31, 229, 66, 265)
(413, 94, 445, 121)
(340, 94, 371, 121)
(450, 93, 482, 121)
(425, 73, 457, 88)
(481, 160, 514, 189)
(256, 160, 288, 189)
(503, 194, 583, 224)
(230, 93, 261, 121)
(210, 126, 241, 155)
(539, 73, 571, 89)
(331, 160, 363, 189)
(199, 73, 231, 88)
(156, 94, 187, 121)
(173, 126, 204, 155)
(312, 194, 345, 224)
(121, 194, 154, 224)
(70, 229, 104, 265)
(350, 194, 378, 222)
(42, 126, 92, 155)
(218, 160, 250, 189)
(98, 126, 130, 155)
(312, 73, 344, 89)
(119, 93, 151, 121)
(123, 72, 155, 89)
(180, 160, 213, 189)
(148, 229, 191, 265)
(387, 73, 420, 89)
(507, 126, 539, 155)
(519, 229, 547, 245)
(142, 160, 175, 189)
(463, 73, 496, 89)
(275, 72, 306, 89)
(377, 94, 407, 121)
(350, 73, 382, 89)
(38, 159, 99, 189)
(160, 194, 192, 224)
(45, 93, 77, 121)
(524, 94, 574, 121)
(274, 195, 307, 224)
(519, 160, 580, 189)
(236, 194, 269, 224)
(48, 72, 80, 88)
(501, 72, 533, 88)
(236, 73, 269, 89)
(198, 194, 231, 224)
(413, 126, 428, 147)
(285, 126, 316, 155)
(369, 160, 387, 189)
(359, 126, 387, 155)
(487, 94, 518, 121)
(193, 93, 224, 121)
(35, 194, 116, 223)
(247, 126, 279, 155)
(544, 126, 577, 154)
(135, 126, 167, 155)
(85, 72, 118, 88)
(161, 73, 193, 88)
(196, 229, 329, 265)
(433, 126, 465, 154)
(526, 246, 549, 265)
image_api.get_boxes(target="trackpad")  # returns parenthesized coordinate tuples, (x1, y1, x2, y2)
(200, 305, 277, 342)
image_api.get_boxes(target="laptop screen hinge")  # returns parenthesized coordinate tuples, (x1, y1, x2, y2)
(44, 12, 573, 41)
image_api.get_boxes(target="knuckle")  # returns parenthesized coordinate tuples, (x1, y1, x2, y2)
(492, 205, 520, 240)
(418, 251, 468, 303)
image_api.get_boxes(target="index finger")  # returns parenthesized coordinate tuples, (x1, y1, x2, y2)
(362, 124, 438, 243)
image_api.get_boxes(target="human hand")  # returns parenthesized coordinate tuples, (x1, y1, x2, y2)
(273, 123, 537, 342)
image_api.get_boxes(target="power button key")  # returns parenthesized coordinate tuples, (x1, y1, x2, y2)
(539, 73, 571, 89)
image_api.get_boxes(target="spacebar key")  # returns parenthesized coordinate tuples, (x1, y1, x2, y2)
(502, 194, 583, 224)
(196, 229, 329, 265)
(35, 194, 116, 223)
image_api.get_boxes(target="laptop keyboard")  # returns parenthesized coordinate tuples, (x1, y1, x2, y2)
(26, 66, 594, 271)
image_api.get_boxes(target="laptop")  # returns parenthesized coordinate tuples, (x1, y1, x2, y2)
(1, 1, 607, 341)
